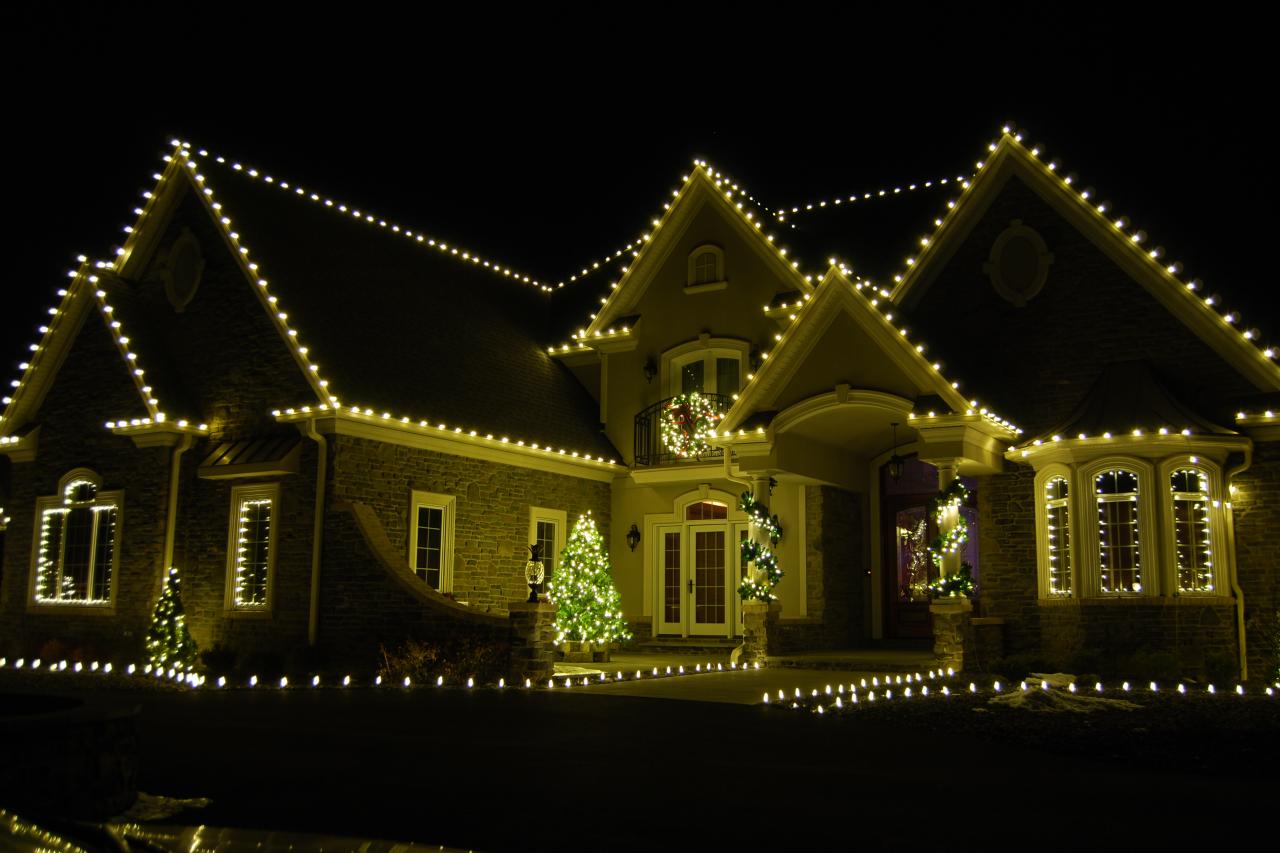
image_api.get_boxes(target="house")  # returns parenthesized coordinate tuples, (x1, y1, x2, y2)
(2, 127, 1277, 680)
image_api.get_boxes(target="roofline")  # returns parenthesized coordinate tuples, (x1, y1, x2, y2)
(578, 162, 815, 341)
(274, 407, 619, 482)
(890, 128, 1280, 393)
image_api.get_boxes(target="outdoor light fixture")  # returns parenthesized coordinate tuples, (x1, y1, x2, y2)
(626, 523, 641, 551)
(749, 347, 762, 372)
(888, 422, 905, 482)
(642, 357, 657, 383)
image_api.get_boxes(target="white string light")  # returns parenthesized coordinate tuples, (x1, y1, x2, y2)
(774, 172, 970, 221)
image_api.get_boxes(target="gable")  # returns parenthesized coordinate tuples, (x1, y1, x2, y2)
(770, 312, 922, 412)
(580, 167, 812, 342)
(901, 171, 1267, 437)
(107, 178, 320, 438)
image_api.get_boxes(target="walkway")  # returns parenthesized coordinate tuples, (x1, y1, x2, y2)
(554, 650, 942, 705)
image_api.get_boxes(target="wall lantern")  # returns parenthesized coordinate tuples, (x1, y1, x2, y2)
(626, 523, 641, 551)
(643, 357, 657, 384)
(888, 422, 905, 482)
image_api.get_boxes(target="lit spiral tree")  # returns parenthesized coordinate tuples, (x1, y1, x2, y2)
(545, 513, 631, 646)
(146, 567, 199, 672)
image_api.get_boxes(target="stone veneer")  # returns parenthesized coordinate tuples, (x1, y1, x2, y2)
(778, 485, 861, 651)
(328, 434, 610, 617)
(975, 459, 1257, 679)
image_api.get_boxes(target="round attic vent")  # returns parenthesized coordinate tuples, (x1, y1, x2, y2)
(163, 228, 205, 312)
(983, 220, 1053, 307)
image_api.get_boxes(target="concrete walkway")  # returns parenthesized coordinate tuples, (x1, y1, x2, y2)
(554, 651, 944, 705)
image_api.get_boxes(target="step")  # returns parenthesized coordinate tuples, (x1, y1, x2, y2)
(633, 638, 741, 655)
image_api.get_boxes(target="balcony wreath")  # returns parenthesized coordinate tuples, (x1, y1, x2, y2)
(661, 391, 723, 459)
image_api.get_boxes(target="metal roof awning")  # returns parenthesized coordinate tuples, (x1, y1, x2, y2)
(198, 434, 301, 480)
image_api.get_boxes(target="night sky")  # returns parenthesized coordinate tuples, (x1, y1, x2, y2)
(6, 8, 1275, 389)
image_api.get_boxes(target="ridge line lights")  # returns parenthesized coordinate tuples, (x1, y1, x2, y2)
(171, 145, 335, 409)
(774, 171, 971, 222)
(181, 141, 558, 293)
(568, 158, 813, 345)
(271, 403, 618, 467)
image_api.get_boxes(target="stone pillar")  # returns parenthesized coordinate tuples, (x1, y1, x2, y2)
(737, 601, 782, 665)
(507, 600, 557, 684)
(934, 459, 962, 577)
(930, 597, 972, 672)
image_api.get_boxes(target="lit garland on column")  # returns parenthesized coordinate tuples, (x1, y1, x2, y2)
(546, 513, 631, 645)
(738, 492, 783, 602)
(146, 567, 198, 672)
(927, 479, 975, 598)
(660, 391, 723, 458)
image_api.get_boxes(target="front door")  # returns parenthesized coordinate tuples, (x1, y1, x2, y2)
(655, 519, 743, 637)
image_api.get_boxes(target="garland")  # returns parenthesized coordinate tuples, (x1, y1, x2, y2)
(661, 391, 723, 459)
(738, 491, 783, 602)
(927, 478, 973, 598)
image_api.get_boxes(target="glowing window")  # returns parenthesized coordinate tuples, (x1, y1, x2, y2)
(33, 473, 120, 605)
(1095, 469, 1142, 594)
(227, 484, 278, 609)
(1044, 476, 1072, 596)
(1170, 469, 1214, 593)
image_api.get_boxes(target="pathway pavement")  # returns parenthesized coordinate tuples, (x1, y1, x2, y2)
(555, 651, 944, 704)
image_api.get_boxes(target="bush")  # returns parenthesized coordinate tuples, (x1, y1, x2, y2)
(377, 636, 509, 684)
(239, 649, 286, 679)
(200, 644, 238, 676)
(990, 653, 1050, 679)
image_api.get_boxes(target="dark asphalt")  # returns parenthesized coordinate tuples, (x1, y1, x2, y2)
(78, 685, 1271, 851)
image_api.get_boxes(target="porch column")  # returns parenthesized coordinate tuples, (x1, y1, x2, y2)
(935, 459, 962, 577)
(748, 473, 773, 586)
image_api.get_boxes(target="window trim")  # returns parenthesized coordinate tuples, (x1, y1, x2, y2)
(662, 338, 749, 399)
(408, 490, 456, 593)
(528, 506, 567, 579)
(1157, 456, 1226, 597)
(1034, 453, 1235, 603)
(224, 482, 280, 613)
(1034, 464, 1078, 599)
(685, 243, 726, 290)
(28, 469, 122, 612)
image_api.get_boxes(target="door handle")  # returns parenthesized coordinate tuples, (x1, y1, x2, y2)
(688, 578, 694, 594)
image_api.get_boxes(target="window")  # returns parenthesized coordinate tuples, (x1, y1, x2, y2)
(685, 244, 725, 288)
(32, 471, 121, 606)
(1035, 455, 1227, 601)
(226, 483, 279, 610)
(410, 490, 455, 592)
(528, 506, 566, 580)
(1043, 476, 1073, 596)
(1164, 463, 1221, 595)
(668, 346, 746, 397)
(1094, 468, 1143, 594)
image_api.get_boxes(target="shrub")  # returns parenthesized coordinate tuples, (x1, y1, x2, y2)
(200, 644, 238, 676)
(377, 636, 509, 684)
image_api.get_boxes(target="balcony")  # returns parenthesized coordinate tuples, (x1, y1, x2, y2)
(633, 393, 733, 467)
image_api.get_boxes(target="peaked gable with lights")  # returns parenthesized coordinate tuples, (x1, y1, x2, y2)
(877, 132, 1280, 441)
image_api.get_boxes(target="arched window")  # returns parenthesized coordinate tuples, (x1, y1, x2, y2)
(686, 244, 725, 288)
(1169, 467, 1214, 593)
(1094, 468, 1143, 594)
(32, 470, 121, 606)
(1044, 476, 1072, 596)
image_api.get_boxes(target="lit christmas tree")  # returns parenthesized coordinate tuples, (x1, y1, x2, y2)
(546, 513, 632, 645)
(146, 566, 199, 671)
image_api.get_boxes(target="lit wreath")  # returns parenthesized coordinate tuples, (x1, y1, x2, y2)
(661, 391, 723, 458)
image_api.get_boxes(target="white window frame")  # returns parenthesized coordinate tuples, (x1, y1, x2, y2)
(663, 338, 749, 399)
(29, 469, 122, 610)
(1079, 459, 1157, 597)
(1158, 456, 1226, 597)
(409, 490, 455, 593)
(686, 243, 726, 288)
(1033, 463, 1077, 599)
(225, 482, 280, 612)
(528, 506, 567, 579)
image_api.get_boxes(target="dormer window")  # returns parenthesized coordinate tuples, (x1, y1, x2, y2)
(686, 244, 726, 290)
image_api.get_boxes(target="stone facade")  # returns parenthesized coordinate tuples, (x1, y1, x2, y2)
(1231, 440, 1280, 680)
(329, 434, 610, 616)
(794, 485, 862, 649)
(0, 311, 170, 661)
(974, 459, 1255, 680)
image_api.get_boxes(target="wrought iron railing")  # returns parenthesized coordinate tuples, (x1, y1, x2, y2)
(633, 393, 733, 467)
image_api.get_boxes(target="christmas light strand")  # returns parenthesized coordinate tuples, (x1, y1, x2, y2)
(773, 172, 970, 221)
